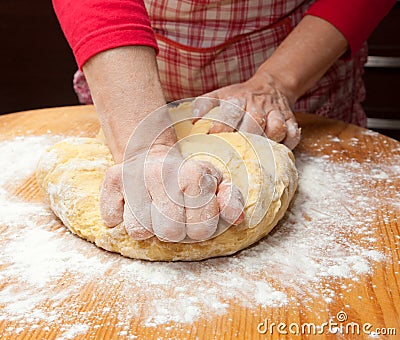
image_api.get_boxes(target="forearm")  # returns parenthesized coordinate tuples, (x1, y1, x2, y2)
(257, 15, 348, 106)
(83, 46, 169, 162)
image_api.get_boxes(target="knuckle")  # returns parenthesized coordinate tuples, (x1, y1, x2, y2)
(250, 111, 266, 126)
(180, 160, 199, 179)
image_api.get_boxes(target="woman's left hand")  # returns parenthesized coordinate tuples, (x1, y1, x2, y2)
(192, 71, 301, 150)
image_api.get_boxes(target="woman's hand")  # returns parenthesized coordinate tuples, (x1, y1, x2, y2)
(99, 144, 245, 242)
(193, 71, 301, 150)
(193, 15, 352, 151)
(83, 46, 245, 242)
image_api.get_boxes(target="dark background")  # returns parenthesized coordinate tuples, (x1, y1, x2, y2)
(0, 0, 399, 139)
(0, 0, 79, 114)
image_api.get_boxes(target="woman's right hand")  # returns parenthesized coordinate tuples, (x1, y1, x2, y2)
(99, 144, 245, 242)
(82, 45, 245, 242)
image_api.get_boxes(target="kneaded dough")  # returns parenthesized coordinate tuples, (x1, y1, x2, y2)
(36, 103, 298, 261)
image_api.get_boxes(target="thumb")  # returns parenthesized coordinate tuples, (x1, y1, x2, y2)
(217, 180, 245, 225)
(100, 164, 124, 227)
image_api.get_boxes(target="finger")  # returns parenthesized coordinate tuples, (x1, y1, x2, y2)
(239, 112, 265, 135)
(264, 110, 287, 142)
(192, 94, 219, 122)
(237, 95, 267, 135)
(123, 202, 153, 240)
(147, 159, 186, 242)
(123, 157, 153, 233)
(194, 160, 223, 184)
(238, 109, 266, 135)
(179, 160, 222, 208)
(185, 197, 219, 241)
(217, 180, 245, 225)
(209, 98, 246, 133)
(100, 165, 124, 227)
(282, 117, 301, 150)
(151, 200, 186, 242)
(181, 161, 220, 240)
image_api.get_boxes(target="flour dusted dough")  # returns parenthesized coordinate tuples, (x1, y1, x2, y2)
(36, 103, 298, 261)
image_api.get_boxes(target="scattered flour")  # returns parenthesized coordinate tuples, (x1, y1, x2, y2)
(0, 134, 398, 339)
(57, 324, 90, 340)
(0, 135, 58, 188)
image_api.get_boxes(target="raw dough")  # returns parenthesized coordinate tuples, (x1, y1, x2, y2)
(36, 103, 298, 261)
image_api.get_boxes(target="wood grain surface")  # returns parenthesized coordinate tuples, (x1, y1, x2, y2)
(0, 106, 399, 340)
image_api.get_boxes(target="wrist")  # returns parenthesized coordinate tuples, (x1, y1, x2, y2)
(104, 108, 179, 163)
(253, 66, 299, 108)
(255, 15, 348, 108)
(82, 45, 170, 162)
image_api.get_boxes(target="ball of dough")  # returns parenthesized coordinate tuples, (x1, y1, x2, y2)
(36, 104, 298, 261)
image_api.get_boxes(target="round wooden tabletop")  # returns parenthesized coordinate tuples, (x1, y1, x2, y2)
(0, 106, 398, 339)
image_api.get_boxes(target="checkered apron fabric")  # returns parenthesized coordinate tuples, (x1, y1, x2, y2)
(75, 0, 368, 126)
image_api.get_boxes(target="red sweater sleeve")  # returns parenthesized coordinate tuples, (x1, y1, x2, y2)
(52, 0, 158, 69)
(306, 0, 396, 58)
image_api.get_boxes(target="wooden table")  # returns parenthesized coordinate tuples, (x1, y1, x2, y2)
(0, 106, 399, 339)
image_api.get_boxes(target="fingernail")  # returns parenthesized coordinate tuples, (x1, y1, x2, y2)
(233, 211, 245, 225)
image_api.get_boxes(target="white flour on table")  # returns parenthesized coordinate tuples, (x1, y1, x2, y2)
(0, 133, 398, 339)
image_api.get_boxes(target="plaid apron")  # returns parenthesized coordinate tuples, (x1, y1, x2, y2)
(75, 0, 368, 126)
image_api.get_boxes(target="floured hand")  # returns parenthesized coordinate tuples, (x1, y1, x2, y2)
(192, 72, 301, 150)
(100, 144, 245, 242)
